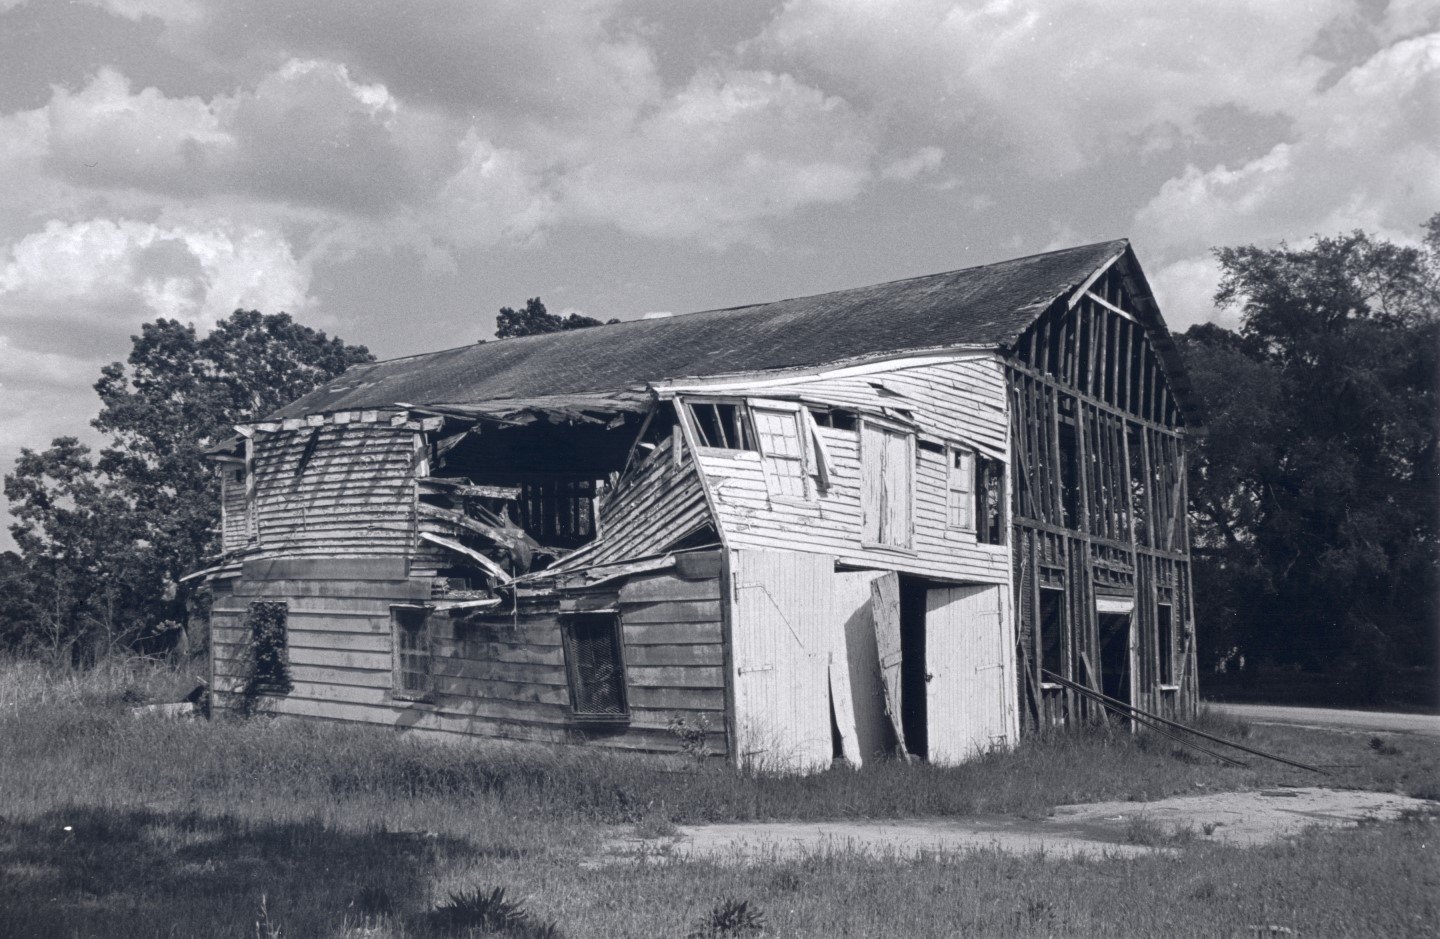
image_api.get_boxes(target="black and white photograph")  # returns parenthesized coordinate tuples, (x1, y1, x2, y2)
(0, 1, 1435, 936)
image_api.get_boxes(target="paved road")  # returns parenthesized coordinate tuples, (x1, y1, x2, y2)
(1205, 702, 1440, 737)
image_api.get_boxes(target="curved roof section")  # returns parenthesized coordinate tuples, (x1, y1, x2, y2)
(273, 239, 1155, 420)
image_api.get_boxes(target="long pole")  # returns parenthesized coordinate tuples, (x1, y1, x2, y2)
(1042, 669, 1329, 775)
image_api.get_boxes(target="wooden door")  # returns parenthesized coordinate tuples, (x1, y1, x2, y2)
(730, 549, 835, 773)
(924, 584, 1013, 765)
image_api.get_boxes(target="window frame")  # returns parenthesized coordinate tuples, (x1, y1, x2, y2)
(1157, 601, 1177, 689)
(390, 604, 434, 702)
(750, 400, 813, 502)
(975, 454, 1007, 546)
(684, 397, 758, 452)
(945, 443, 977, 532)
(560, 611, 630, 723)
(244, 600, 291, 695)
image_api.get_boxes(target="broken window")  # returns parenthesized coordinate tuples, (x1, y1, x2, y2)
(1157, 602, 1175, 686)
(391, 605, 432, 700)
(245, 601, 291, 694)
(1039, 587, 1065, 679)
(976, 456, 1006, 546)
(862, 421, 914, 549)
(687, 401, 755, 450)
(947, 446, 976, 530)
(810, 408, 858, 431)
(561, 613, 628, 720)
(752, 406, 809, 499)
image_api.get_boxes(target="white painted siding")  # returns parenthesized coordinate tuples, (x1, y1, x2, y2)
(691, 356, 1011, 585)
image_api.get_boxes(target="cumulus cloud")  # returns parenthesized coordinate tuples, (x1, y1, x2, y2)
(752, 0, 1354, 175)
(0, 217, 310, 329)
(1135, 32, 1440, 326)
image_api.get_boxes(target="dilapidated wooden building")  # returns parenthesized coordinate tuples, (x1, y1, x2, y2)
(197, 239, 1199, 772)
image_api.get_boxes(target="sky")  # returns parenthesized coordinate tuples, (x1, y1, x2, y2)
(0, 0, 1437, 549)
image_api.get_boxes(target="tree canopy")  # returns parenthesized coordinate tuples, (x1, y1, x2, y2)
(3, 310, 372, 661)
(1180, 216, 1438, 698)
(494, 297, 617, 338)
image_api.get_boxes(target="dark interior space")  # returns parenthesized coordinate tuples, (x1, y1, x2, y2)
(899, 576, 929, 760)
(1098, 610, 1133, 705)
(1039, 587, 1065, 678)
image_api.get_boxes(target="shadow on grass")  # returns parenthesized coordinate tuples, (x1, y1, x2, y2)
(0, 806, 490, 938)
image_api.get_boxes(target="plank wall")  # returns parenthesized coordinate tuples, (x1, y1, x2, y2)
(210, 552, 729, 756)
(692, 357, 1011, 584)
(249, 423, 419, 558)
(219, 465, 251, 552)
(585, 434, 714, 566)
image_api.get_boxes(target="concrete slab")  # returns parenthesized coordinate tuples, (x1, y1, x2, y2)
(601, 788, 1437, 864)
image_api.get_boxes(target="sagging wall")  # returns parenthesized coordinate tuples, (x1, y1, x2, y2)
(682, 356, 1012, 585)
(210, 550, 730, 756)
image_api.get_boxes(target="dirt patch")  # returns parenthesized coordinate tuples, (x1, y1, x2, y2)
(601, 788, 1436, 863)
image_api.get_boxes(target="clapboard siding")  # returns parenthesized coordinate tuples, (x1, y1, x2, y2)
(248, 423, 418, 558)
(219, 467, 250, 552)
(693, 357, 1011, 585)
(212, 550, 729, 757)
(578, 435, 715, 568)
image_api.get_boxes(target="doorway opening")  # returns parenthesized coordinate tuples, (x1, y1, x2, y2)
(1098, 610, 1133, 706)
(899, 576, 929, 760)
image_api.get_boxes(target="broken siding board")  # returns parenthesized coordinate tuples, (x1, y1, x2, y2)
(619, 600, 722, 624)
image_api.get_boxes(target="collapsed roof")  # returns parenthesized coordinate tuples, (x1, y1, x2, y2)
(272, 239, 1195, 423)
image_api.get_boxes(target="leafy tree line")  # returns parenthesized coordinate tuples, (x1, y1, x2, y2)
(1180, 215, 1438, 703)
(0, 312, 372, 662)
(0, 297, 603, 662)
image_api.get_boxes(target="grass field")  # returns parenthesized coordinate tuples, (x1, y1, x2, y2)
(1, 657, 1436, 937)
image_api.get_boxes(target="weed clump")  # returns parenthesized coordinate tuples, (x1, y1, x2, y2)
(429, 885, 561, 938)
(688, 898, 766, 937)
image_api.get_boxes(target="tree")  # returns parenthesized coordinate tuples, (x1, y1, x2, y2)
(494, 297, 617, 338)
(1180, 216, 1439, 699)
(3, 310, 373, 661)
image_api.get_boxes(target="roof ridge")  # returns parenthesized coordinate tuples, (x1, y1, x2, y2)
(363, 239, 1130, 367)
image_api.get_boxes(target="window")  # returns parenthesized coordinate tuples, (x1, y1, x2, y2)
(976, 456, 1006, 545)
(861, 421, 914, 549)
(752, 406, 809, 499)
(947, 446, 976, 530)
(245, 601, 290, 694)
(391, 605, 432, 700)
(1039, 587, 1065, 679)
(809, 408, 858, 431)
(687, 401, 755, 450)
(561, 613, 628, 720)
(1157, 602, 1175, 686)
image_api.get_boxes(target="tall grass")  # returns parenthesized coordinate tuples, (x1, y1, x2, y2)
(1, 657, 1437, 937)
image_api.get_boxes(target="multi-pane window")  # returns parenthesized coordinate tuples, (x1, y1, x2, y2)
(752, 407, 808, 500)
(688, 401, 755, 450)
(561, 613, 628, 720)
(948, 446, 976, 530)
(391, 605, 432, 700)
(861, 421, 914, 549)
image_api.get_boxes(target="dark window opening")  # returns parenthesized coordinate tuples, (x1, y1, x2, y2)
(810, 408, 858, 431)
(1158, 603, 1175, 685)
(1039, 587, 1065, 679)
(899, 578, 928, 760)
(1059, 421, 1080, 530)
(1098, 611, 1132, 706)
(562, 613, 628, 720)
(688, 401, 755, 450)
(976, 456, 1006, 545)
(392, 605, 432, 700)
(918, 439, 945, 455)
(245, 601, 290, 694)
(1128, 425, 1148, 546)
